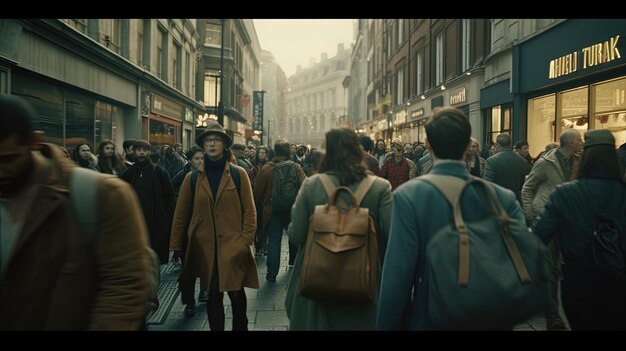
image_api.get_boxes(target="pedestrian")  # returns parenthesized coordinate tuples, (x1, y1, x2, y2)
(380, 140, 416, 191)
(253, 140, 306, 281)
(376, 107, 526, 330)
(73, 142, 100, 172)
(0, 95, 153, 330)
(121, 140, 176, 264)
(96, 139, 127, 176)
(483, 133, 531, 203)
(521, 128, 582, 330)
(170, 120, 258, 331)
(464, 137, 486, 177)
(285, 128, 392, 330)
(533, 129, 626, 330)
(359, 135, 381, 176)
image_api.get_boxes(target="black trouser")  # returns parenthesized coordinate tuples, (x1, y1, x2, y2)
(288, 242, 298, 266)
(207, 260, 248, 331)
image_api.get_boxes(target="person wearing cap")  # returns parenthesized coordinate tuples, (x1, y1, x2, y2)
(533, 129, 626, 330)
(121, 140, 176, 265)
(170, 120, 258, 331)
(521, 128, 582, 330)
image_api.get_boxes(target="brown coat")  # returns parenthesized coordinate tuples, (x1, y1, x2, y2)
(170, 161, 259, 292)
(252, 156, 307, 233)
(0, 144, 153, 330)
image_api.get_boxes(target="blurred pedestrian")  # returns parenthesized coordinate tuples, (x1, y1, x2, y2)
(0, 95, 153, 330)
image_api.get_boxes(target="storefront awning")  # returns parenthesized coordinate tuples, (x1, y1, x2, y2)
(205, 105, 248, 124)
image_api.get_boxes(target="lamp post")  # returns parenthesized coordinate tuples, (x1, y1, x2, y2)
(217, 19, 225, 126)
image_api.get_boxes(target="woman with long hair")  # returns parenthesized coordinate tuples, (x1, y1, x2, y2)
(285, 128, 393, 330)
(97, 139, 126, 176)
(533, 129, 626, 330)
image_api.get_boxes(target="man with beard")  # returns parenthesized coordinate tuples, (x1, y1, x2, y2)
(0, 95, 153, 330)
(121, 140, 176, 264)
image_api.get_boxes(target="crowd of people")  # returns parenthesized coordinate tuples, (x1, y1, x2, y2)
(2, 93, 626, 330)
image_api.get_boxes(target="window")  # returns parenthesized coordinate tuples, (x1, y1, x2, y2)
(415, 50, 423, 95)
(320, 114, 326, 131)
(185, 50, 191, 95)
(136, 19, 144, 66)
(435, 33, 444, 85)
(398, 19, 404, 46)
(149, 118, 179, 150)
(592, 77, 626, 146)
(486, 104, 513, 145)
(156, 28, 164, 79)
(204, 70, 220, 107)
(396, 68, 404, 106)
(101, 19, 120, 54)
(205, 22, 221, 46)
(557, 86, 588, 135)
(65, 92, 95, 153)
(527, 94, 556, 157)
(11, 74, 63, 146)
(173, 42, 182, 90)
(462, 19, 472, 72)
(65, 19, 86, 33)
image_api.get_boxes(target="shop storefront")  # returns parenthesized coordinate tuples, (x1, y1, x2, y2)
(11, 71, 126, 157)
(513, 19, 626, 157)
(481, 79, 513, 144)
(148, 92, 183, 151)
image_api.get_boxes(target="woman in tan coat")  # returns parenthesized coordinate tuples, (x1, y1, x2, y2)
(170, 120, 258, 331)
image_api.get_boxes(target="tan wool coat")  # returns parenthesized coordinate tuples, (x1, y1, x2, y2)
(0, 144, 153, 330)
(170, 161, 259, 292)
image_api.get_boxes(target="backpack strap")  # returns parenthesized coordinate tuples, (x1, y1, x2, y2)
(353, 175, 376, 205)
(318, 173, 336, 199)
(70, 167, 101, 247)
(230, 164, 241, 198)
(419, 174, 467, 206)
(190, 169, 198, 202)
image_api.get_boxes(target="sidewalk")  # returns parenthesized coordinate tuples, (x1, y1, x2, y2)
(148, 233, 292, 331)
(147, 232, 560, 331)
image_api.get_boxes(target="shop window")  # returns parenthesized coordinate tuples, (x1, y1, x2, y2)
(486, 104, 512, 144)
(11, 74, 64, 147)
(557, 86, 588, 136)
(592, 77, 626, 147)
(527, 94, 556, 157)
(95, 101, 121, 149)
(65, 93, 95, 154)
(149, 118, 179, 151)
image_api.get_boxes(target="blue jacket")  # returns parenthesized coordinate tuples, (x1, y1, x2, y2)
(376, 160, 525, 330)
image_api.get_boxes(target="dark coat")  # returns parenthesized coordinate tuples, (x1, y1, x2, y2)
(172, 162, 193, 197)
(0, 144, 152, 330)
(533, 177, 626, 329)
(121, 162, 176, 263)
(483, 148, 531, 203)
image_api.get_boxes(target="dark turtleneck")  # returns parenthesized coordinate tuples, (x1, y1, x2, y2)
(204, 155, 226, 198)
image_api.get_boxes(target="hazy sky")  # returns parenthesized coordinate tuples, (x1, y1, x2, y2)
(253, 19, 354, 78)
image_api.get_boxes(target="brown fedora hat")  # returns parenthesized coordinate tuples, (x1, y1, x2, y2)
(195, 119, 233, 147)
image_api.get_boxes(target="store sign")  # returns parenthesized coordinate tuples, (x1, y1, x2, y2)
(411, 108, 424, 119)
(252, 91, 264, 131)
(549, 35, 622, 79)
(152, 93, 183, 120)
(449, 87, 467, 105)
(184, 107, 193, 123)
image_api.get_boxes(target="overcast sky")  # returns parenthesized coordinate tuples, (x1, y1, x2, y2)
(253, 19, 355, 78)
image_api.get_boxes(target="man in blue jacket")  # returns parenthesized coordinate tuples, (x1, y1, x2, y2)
(376, 107, 526, 330)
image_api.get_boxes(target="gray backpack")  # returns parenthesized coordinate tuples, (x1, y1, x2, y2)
(70, 167, 160, 314)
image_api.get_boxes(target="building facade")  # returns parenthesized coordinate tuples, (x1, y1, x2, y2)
(285, 44, 351, 148)
(195, 19, 261, 146)
(0, 19, 202, 154)
(348, 19, 368, 134)
(259, 50, 288, 147)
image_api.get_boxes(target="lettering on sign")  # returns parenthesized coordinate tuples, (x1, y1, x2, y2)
(549, 35, 622, 79)
(449, 87, 467, 105)
(411, 108, 424, 119)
